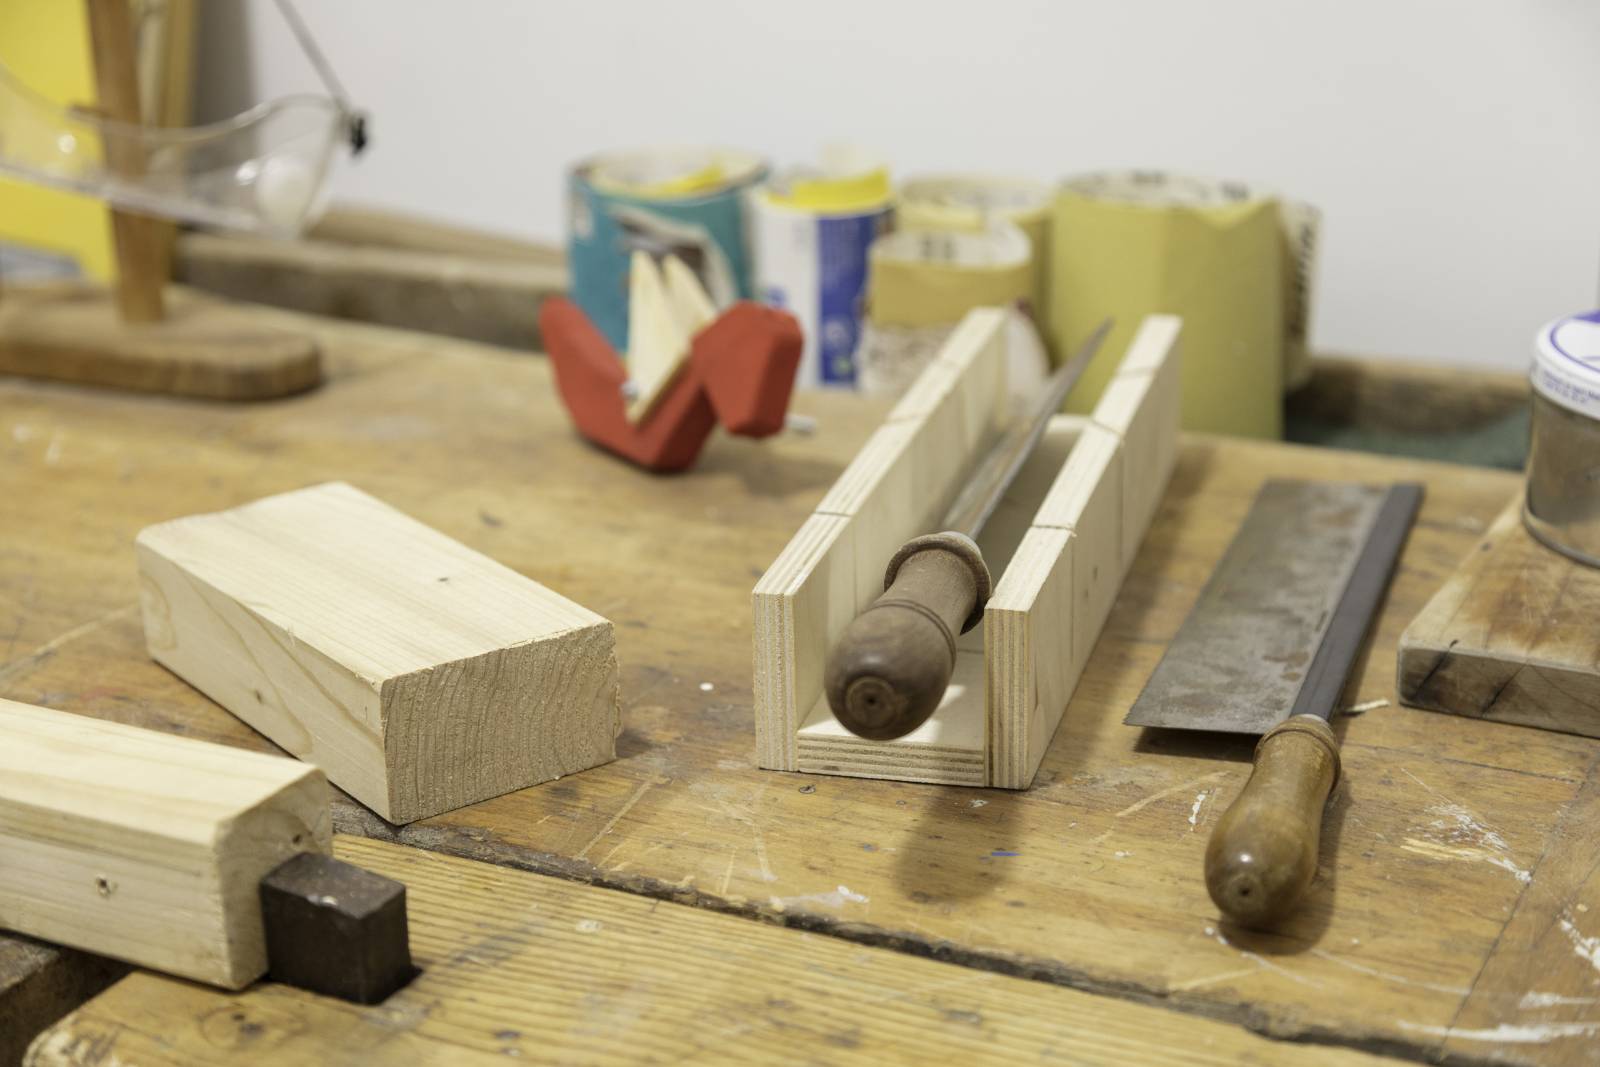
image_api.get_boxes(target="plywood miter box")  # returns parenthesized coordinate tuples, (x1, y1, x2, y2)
(753, 312, 1182, 787)
(136, 482, 621, 823)
(0, 698, 330, 989)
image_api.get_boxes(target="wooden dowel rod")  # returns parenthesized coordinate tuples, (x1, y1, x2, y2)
(86, 0, 167, 323)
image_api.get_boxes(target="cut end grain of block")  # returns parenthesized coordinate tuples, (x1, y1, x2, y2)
(136, 482, 621, 824)
(0, 698, 330, 989)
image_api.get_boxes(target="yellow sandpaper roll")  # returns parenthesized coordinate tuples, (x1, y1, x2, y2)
(896, 175, 1053, 327)
(1049, 171, 1320, 440)
(867, 224, 1033, 328)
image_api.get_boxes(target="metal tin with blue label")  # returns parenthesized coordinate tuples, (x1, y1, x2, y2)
(751, 160, 894, 389)
(1526, 309, 1600, 567)
(567, 148, 766, 351)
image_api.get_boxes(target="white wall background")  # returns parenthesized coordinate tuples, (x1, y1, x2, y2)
(195, 0, 1600, 370)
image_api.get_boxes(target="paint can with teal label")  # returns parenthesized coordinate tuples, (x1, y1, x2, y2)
(567, 147, 767, 351)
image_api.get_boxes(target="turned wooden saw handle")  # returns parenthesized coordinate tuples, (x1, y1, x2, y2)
(1204, 715, 1340, 928)
(824, 532, 991, 741)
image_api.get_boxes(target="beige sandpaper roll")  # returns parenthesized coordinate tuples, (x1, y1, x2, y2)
(1049, 170, 1322, 440)
(859, 176, 1055, 395)
(896, 175, 1053, 324)
(867, 224, 1033, 328)
(861, 222, 1049, 397)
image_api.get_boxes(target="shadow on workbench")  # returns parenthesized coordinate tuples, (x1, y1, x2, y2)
(893, 788, 1022, 906)
(1286, 355, 1529, 471)
(691, 444, 846, 500)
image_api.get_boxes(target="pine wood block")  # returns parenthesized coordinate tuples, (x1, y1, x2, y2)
(1398, 498, 1600, 737)
(135, 482, 620, 823)
(0, 698, 330, 990)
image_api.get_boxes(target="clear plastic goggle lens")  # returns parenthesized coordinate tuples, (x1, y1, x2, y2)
(0, 62, 348, 236)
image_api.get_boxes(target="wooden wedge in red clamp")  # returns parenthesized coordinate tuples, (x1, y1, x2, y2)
(541, 296, 801, 472)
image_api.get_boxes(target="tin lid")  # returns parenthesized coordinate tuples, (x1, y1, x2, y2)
(1534, 310, 1600, 419)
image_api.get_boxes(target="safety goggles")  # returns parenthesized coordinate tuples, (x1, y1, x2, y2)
(0, 0, 365, 236)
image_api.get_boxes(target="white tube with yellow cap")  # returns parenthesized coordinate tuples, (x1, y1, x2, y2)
(751, 147, 893, 389)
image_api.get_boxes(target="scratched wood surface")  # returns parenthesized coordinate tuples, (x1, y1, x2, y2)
(29, 835, 1410, 1066)
(0, 939, 124, 1067)
(3, 303, 1598, 1065)
(1398, 500, 1600, 739)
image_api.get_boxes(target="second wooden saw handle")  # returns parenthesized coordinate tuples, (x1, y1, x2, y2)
(824, 532, 991, 741)
(1204, 715, 1340, 928)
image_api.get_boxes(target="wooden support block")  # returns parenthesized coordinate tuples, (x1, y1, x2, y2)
(0, 699, 330, 990)
(1399, 498, 1600, 737)
(260, 853, 414, 1005)
(174, 231, 567, 352)
(135, 482, 620, 823)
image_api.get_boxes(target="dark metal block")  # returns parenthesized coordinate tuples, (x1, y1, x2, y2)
(259, 853, 415, 1004)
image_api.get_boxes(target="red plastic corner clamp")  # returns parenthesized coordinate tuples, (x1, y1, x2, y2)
(540, 296, 802, 472)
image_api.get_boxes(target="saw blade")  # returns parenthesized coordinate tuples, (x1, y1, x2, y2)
(1124, 480, 1421, 734)
(941, 318, 1110, 540)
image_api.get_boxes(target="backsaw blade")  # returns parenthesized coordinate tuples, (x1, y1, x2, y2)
(1124, 480, 1422, 733)
(940, 318, 1110, 540)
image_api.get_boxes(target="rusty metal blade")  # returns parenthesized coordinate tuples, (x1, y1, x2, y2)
(1124, 480, 1421, 734)
(942, 318, 1111, 539)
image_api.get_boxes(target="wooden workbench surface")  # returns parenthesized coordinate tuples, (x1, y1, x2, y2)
(29, 835, 1401, 1066)
(5, 306, 1597, 1065)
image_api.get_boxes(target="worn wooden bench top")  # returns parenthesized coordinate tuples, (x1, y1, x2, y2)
(29, 835, 1403, 1066)
(4, 305, 1596, 1066)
